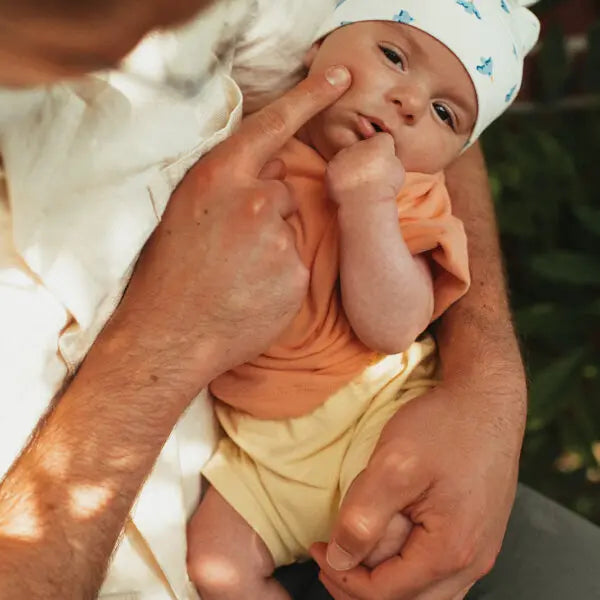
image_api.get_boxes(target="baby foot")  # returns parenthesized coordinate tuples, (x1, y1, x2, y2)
(362, 513, 413, 568)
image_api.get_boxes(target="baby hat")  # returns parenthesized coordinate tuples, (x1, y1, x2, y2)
(315, 0, 541, 143)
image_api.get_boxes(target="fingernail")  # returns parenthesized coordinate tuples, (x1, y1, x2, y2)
(326, 66, 351, 87)
(326, 541, 355, 571)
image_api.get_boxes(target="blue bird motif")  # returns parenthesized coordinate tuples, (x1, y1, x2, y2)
(505, 85, 517, 102)
(457, 0, 482, 19)
(393, 10, 414, 24)
(500, 0, 510, 13)
(335, 0, 349, 7)
(476, 57, 494, 78)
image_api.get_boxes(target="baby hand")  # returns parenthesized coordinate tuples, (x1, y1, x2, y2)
(326, 133, 405, 207)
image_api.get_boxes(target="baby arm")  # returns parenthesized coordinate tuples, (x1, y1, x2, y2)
(327, 134, 434, 354)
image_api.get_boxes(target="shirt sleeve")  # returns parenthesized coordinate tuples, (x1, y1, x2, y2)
(396, 171, 471, 321)
(231, 0, 335, 114)
(0, 175, 71, 479)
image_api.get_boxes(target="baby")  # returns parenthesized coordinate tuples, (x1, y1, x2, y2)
(187, 1, 539, 598)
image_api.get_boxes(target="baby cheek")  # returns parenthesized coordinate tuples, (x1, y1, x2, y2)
(434, 134, 466, 172)
(395, 133, 431, 173)
(409, 129, 458, 173)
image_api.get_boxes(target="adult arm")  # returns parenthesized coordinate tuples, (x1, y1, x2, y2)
(312, 142, 527, 600)
(0, 67, 351, 600)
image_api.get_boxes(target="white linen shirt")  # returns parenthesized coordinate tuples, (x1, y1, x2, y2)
(0, 0, 334, 598)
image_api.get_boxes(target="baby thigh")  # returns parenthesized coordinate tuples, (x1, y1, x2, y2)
(200, 412, 356, 570)
(187, 486, 289, 600)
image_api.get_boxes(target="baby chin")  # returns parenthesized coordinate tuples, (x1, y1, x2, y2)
(310, 123, 363, 161)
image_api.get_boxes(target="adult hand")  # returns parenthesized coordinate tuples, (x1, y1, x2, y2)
(326, 133, 405, 208)
(115, 66, 351, 393)
(311, 378, 523, 600)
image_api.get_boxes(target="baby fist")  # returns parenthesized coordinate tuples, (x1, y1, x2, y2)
(326, 133, 406, 207)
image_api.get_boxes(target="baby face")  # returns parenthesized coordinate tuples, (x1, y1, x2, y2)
(301, 21, 478, 173)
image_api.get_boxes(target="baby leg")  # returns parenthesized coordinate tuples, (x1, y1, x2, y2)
(187, 486, 291, 600)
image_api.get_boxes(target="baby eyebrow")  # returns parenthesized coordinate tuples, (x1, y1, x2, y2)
(450, 92, 473, 116)
(380, 21, 416, 52)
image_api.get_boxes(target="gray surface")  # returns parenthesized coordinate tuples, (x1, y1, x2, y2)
(275, 485, 600, 599)
(468, 485, 600, 600)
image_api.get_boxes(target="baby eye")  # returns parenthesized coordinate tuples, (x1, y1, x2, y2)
(433, 103, 455, 130)
(379, 45, 405, 70)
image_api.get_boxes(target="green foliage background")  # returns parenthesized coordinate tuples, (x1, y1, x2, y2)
(481, 0, 600, 524)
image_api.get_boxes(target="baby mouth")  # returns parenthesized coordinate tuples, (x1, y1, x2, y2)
(357, 114, 390, 140)
(357, 115, 383, 139)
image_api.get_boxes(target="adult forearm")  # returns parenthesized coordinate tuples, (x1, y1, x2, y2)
(0, 68, 352, 599)
(0, 312, 207, 599)
(439, 143, 527, 437)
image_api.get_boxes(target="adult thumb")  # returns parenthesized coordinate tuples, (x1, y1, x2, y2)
(326, 469, 399, 571)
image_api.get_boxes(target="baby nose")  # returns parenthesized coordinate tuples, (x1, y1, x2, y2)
(392, 84, 428, 123)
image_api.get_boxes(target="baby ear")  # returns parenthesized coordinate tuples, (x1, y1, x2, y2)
(303, 41, 322, 68)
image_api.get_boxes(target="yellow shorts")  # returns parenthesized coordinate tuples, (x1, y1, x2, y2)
(202, 335, 437, 567)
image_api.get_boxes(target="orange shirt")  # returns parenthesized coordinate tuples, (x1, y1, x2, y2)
(210, 137, 470, 419)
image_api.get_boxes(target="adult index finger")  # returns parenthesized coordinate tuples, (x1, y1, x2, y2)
(213, 66, 351, 175)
